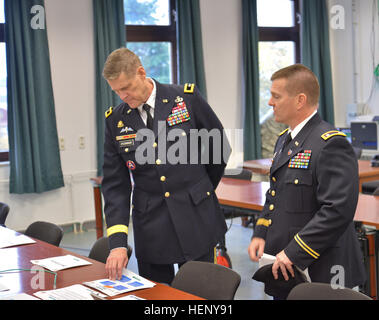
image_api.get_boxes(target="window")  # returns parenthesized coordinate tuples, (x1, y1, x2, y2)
(124, 0, 177, 84)
(257, 0, 300, 122)
(0, 0, 8, 161)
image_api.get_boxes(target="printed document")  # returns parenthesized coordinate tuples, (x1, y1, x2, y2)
(0, 226, 35, 248)
(31, 254, 92, 272)
(83, 269, 155, 296)
(34, 284, 107, 300)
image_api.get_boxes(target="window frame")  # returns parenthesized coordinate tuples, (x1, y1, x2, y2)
(0, 20, 7, 162)
(258, 0, 300, 63)
(125, 0, 178, 84)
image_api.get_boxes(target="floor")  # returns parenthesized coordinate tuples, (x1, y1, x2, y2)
(60, 217, 270, 300)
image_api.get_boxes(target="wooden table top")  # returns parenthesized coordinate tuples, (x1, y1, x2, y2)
(358, 160, 379, 179)
(0, 232, 202, 300)
(216, 177, 379, 229)
(354, 194, 379, 229)
(216, 177, 268, 211)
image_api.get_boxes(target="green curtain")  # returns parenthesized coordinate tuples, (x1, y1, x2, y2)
(176, 0, 207, 99)
(242, 0, 261, 160)
(301, 0, 335, 125)
(93, 0, 125, 176)
(5, 0, 64, 194)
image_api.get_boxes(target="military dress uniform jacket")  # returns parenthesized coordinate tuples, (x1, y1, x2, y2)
(101, 81, 231, 265)
(254, 113, 366, 288)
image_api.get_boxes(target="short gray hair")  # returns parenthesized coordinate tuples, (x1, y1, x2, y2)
(102, 48, 142, 80)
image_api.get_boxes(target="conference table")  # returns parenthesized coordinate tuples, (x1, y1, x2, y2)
(243, 159, 379, 192)
(0, 230, 202, 300)
(216, 177, 379, 225)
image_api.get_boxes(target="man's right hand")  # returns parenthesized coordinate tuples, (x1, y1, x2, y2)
(248, 237, 266, 262)
(105, 247, 129, 280)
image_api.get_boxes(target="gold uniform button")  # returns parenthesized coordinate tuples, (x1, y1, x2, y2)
(294, 179, 299, 185)
(181, 132, 186, 137)
(160, 176, 166, 182)
(268, 219, 272, 226)
(272, 177, 277, 182)
(156, 159, 161, 165)
(271, 190, 276, 197)
(269, 204, 275, 211)
(153, 142, 157, 148)
(207, 192, 211, 196)
(124, 148, 129, 153)
(165, 192, 170, 198)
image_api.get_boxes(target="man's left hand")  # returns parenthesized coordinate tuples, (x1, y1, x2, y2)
(272, 250, 294, 281)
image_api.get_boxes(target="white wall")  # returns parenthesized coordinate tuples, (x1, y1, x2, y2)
(200, 0, 244, 167)
(329, 0, 379, 126)
(1, 0, 97, 231)
(1, 0, 378, 230)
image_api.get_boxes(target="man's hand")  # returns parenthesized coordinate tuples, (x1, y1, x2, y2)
(272, 250, 294, 281)
(105, 247, 129, 280)
(248, 237, 265, 262)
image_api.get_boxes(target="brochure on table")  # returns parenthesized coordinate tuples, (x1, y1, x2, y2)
(30, 254, 92, 272)
(0, 226, 36, 248)
(83, 269, 155, 296)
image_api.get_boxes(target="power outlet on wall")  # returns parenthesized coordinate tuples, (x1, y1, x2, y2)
(79, 136, 85, 150)
(59, 138, 65, 151)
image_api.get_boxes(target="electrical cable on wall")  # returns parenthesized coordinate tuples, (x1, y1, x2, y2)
(363, 0, 379, 115)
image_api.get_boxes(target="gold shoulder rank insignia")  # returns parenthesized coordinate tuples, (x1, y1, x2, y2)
(105, 107, 113, 118)
(256, 218, 272, 227)
(321, 130, 347, 141)
(279, 128, 289, 136)
(184, 83, 195, 94)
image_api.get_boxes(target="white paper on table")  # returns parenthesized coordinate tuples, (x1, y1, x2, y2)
(34, 284, 107, 300)
(0, 293, 40, 300)
(114, 294, 146, 300)
(83, 269, 155, 297)
(0, 226, 36, 248)
(258, 253, 312, 282)
(31, 254, 92, 272)
(0, 281, 9, 292)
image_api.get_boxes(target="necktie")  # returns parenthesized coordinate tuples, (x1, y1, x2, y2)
(282, 132, 292, 149)
(143, 104, 154, 130)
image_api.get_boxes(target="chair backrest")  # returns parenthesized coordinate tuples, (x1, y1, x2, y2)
(171, 261, 241, 300)
(223, 168, 252, 181)
(374, 187, 379, 196)
(88, 237, 133, 264)
(287, 282, 372, 300)
(352, 147, 362, 159)
(0, 202, 10, 226)
(24, 221, 64, 246)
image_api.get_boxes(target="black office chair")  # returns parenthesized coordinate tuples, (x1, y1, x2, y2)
(287, 282, 372, 300)
(362, 180, 379, 195)
(223, 168, 253, 180)
(88, 237, 133, 264)
(24, 221, 64, 246)
(0, 202, 10, 227)
(222, 168, 253, 220)
(352, 147, 362, 159)
(171, 261, 241, 300)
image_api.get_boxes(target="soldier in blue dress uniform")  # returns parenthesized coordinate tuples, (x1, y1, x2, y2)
(248, 64, 366, 295)
(101, 48, 231, 283)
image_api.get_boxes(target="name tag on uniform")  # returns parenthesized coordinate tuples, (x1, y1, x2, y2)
(119, 140, 135, 147)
